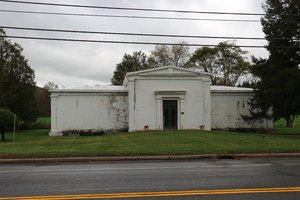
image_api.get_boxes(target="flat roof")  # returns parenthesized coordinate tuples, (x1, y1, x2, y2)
(50, 85, 253, 93)
(210, 86, 253, 93)
(50, 85, 128, 93)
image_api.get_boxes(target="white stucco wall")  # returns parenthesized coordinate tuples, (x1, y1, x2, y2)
(49, 67, 273, 136)
(211, 86, 273, 129)
(49, 86, 128, 136)
(126, 67, 212, 131)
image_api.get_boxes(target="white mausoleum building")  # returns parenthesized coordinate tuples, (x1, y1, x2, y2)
(49, 66, 272, 136)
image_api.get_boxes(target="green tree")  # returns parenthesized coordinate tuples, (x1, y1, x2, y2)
(111, 51, 152, 85)
(189, 41, 250, 86)
(0, 28, 37, 123)
(35, 87, 51, 117)
(247, 0, 300, 127)
(149, 43, 190, 67)
(0, 108, 20, 141)
(35, 81, 58, 117)
(44, 81, 59, 90)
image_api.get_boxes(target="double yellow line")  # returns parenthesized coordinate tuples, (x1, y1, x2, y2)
(1, 186, 300, 199)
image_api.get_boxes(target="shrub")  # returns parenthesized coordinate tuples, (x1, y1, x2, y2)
(30, 117, 51, 129)
(0, 108, 20, 140)
(0, 108, 20, 129)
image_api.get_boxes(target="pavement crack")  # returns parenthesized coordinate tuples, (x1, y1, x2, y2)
(277, 169, 298, 177)
(270, 161, 300, 177)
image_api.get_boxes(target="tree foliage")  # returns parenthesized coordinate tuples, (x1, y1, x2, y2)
(35, 87, 50, 117)
(0, 28, 37, 123)
(44, 81, 59, 90)
(35, 82, 58, 117)
(111, 51, 152, 85)
(112, 42, 252, 86)
(149, 43, 190, 67)
(111, 44, 191, 85)
(189, 41, 250, 86)
(246, 0, 300, 127)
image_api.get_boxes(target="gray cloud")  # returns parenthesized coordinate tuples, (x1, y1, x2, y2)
(0, 0, 267, 87)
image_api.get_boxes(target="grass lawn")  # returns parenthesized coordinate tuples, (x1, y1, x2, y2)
(274, 116, 300, 134)
(274, 116, 300, 127)
(0, 128, 300, 158)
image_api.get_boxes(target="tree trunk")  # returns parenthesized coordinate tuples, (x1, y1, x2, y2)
(286, 116, 296, 128)
(0, 126, 5, 141)
(0, 129, 5, 141)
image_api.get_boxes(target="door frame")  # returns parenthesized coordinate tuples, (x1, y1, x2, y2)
(154, 90, 186, 130)
(162, 99, 179, 130)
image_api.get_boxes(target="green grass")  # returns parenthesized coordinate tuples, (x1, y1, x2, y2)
(1, 129, 300, 158)
(274, 116, 300, 128)
(273, 116, 300, 135)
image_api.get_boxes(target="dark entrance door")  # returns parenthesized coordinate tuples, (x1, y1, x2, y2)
(163, 100, 178, 129)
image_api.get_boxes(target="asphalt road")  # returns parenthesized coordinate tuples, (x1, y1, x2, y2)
(0, 158, 300, 199)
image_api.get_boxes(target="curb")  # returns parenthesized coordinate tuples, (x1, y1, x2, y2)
(1, 153, 300, 164)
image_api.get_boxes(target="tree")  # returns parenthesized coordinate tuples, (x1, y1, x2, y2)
(34, 82, 58, 117)
(111, 51, 152, 85)
(0, 108, 20, 141)
(189, 41, 251, 86)
(246, 0, 300, 127)
(35, 87, 51, 117)
(189, 46, 220, 84)
(149, 43, 190, 67)
(0, 28, 38, 123)
(44, 81, 59, 90)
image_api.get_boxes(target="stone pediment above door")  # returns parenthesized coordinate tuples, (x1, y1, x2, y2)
(126, 66, 212, 77)
(123, 66, 212, 86)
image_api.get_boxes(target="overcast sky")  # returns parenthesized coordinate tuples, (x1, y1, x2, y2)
(0, 0, 268, 88)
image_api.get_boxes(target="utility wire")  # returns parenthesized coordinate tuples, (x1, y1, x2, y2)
(3, 35, 298, 49)
(0, 9, 261, 22)
(3, 26, 297, 41)
(0, 0, 266, 16)
(1, 26, 270, 40)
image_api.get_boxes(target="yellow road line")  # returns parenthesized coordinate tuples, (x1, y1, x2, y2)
(1, 186, 300, 199)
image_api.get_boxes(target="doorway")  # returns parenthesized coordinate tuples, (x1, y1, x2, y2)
(163, 100, 178, 129)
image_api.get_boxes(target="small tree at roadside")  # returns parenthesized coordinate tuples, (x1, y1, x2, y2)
(0, 108, 20, 141)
